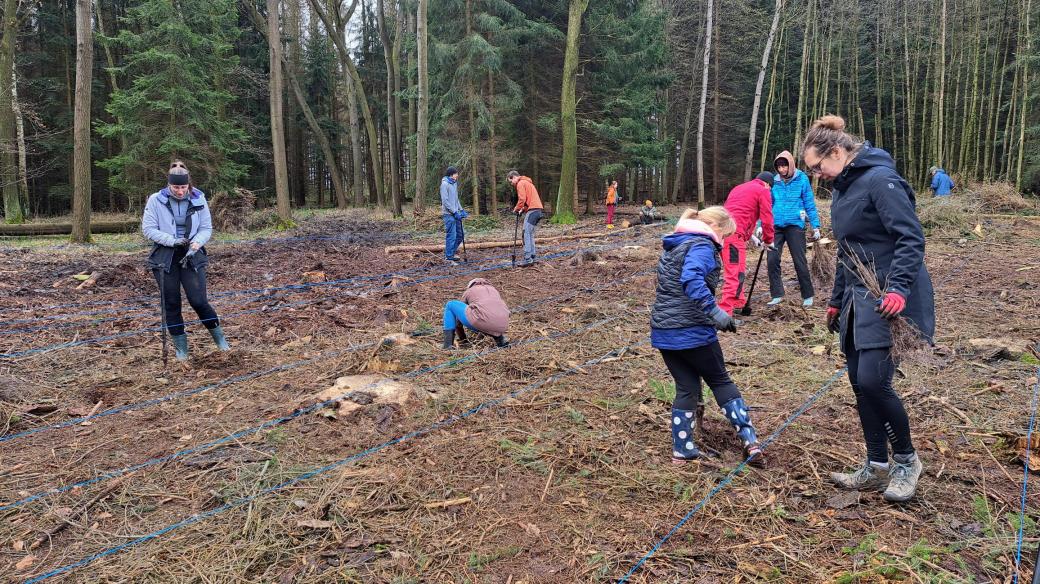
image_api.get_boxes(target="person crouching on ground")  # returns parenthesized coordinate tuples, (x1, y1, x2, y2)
(650, 207, 765, 466)
(803, 114, 934, 502)
(142, 165, 229, 361)
(442, 278, 510, 349)
(641, 199, 657, 225)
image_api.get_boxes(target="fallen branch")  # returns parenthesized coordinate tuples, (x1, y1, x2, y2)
(31, 474, 131, 550)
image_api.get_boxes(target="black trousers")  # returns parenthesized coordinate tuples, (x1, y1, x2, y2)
(154, 248, 219, 337)
(767, 225, 815, 299)
(659, 342, 741, 410)
(843, 313, 915, 462)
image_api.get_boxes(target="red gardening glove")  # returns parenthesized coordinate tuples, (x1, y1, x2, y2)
(875, 291, 906, 319)
(826, 306, 840, 333)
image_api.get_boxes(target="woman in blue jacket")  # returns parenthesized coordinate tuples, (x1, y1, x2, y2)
(141, 164, 229, 361)
(768, 150, 821, 307)
(651, 207, 764, 467)
(801, 115, 934, 503)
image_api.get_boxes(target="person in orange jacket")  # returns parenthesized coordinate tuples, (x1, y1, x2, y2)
(605, 180, 618, 228)
(719, 172, 776, 315)
(508, 170, 544, 267)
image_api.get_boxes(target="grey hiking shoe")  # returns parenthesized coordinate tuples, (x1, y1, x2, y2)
(884, 453, 923, 502)
(830, 461, 889, 491)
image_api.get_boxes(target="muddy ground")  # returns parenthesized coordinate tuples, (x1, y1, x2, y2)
(1, 206, 1039, 583)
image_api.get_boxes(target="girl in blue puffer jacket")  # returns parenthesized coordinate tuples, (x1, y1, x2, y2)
(650, 207, 765, 467)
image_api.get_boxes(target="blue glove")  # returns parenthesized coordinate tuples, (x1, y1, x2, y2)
(458, 209, 470, 219)
(709, 306, 737, 333)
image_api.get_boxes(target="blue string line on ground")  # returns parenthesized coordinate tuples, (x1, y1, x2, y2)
(0, 225, 653, 322)
(1013, 365, 1040, 584)
(1, 306, 642, 511)
(0, 235, 648, 360)
(19, 341, 647, 584)
(616, 367, 848, 584)
(0, 271, 652, 447)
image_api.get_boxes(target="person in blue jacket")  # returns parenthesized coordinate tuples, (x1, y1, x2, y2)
(802, 115, 934, 503)
(440, 166, 468, 263)
(650, 207, 765, 467)
(141, 163, 230, 361)
(929, 166, 954, 196)
(767, 150, 821, 308)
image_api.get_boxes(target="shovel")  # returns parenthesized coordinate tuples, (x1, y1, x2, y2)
(739, 247, 766, 317)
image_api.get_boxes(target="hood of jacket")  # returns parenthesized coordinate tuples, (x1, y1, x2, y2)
(662, 230, 718, 252)
(466, 277, 491, 289)
(773, 150, 797, 180)
(833, 142, 896, 190)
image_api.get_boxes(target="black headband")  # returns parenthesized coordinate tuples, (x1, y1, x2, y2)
(168, 173, 190, 186)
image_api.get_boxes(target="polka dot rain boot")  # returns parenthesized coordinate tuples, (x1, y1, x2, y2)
(722, 397, 765, 467)
(671, 408, 700, 465)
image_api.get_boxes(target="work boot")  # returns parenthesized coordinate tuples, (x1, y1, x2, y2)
(455, 325, 470, 347)
(671, 407, 700, 464)
(831, 461, 890, 491)
(171, 334, 189, 361)
(209, 326, 230, 351)
(442, 329, 455, 349)
(722, 397, 765, 467)
(884, 453, 923, 502)
(493, 335, 509, 348)
(767, 297, 783, 306)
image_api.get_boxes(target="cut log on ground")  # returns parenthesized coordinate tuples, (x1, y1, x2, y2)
(0, 221, 139, 236)
(384, 229, 626, 254)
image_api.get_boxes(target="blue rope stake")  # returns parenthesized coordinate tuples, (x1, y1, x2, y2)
(0, 272, 649, 446)
(616, 367, 848, 583)
(0, 233, 655, 359)
(1, 313, 634, 511)
(21, 340, 648, 584)
(1014, 366, 1040, 584)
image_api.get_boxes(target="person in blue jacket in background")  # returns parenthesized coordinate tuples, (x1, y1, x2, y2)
(767, 150, 821, 307)
(440, 166, 469, 263)
(650, 207, 765, 467)
(929, 166, 954, 196)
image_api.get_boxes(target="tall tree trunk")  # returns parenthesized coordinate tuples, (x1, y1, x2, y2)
(695, 0, 715, 209)
(406, 8, 416, 194)
(552, 0, 589, 224)
(71, 0, 93, 243)
(743, 0, 784, 181)
(711, 9, 720, 201)
(287, 0, 305, 207)
(267, 0, 292, 222)
(243, 0, 347, 208)
(377, 0, 403, 216)
(465, 0, 480, 216)
(487, 67, 498, 214)
(414, 0, 428, 217)
(93, 0, 126, 211)
(0, 0, 23, 224)
(936, 0, 947, 165)
(1015, 0, 1031, 188)
(793, 0, 814, 151)
(308, 0, 385, 207)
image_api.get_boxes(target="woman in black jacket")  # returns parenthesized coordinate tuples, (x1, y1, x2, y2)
(801, 115, 934, 503)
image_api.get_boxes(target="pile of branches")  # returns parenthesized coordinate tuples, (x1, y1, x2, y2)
(208, 187, 257, 231)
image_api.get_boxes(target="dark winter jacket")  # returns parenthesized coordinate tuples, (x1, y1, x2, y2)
(930, 169, 955, 196)
(828, 144, 935, 352)
(142, 187, 212, 273)
(772, 151, 821, 229)
(650, 228, 723, 350)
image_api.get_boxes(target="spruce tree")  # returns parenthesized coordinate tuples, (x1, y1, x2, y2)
(97, 0, 247, 201)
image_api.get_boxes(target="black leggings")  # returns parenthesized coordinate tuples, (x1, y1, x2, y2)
(154, 249, 219, 337)
(659, 342, 741, 410)
(767, 225, 814, 299)
(844, 315, 914, 462)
